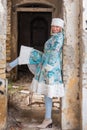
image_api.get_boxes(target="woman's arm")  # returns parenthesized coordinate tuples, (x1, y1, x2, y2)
(44, 33, 64, 71)
(52, 33, 64, 52)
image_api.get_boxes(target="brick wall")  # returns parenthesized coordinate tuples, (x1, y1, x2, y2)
(6, 0, 12, 78)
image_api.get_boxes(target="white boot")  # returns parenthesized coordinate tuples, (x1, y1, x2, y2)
(6, 63, 12, 72)
(37, 119, 52, 129)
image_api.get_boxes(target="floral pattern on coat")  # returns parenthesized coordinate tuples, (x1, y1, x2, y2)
(29, 32, 64, 85)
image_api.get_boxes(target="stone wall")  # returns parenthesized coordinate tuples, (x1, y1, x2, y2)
(62, 0, 81, 129)
(0, 0, 7, 129)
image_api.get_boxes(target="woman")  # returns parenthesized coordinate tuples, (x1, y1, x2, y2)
(6, 18, 65, 128)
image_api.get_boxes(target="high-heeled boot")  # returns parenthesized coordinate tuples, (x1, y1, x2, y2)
(37, 119, 52, 129)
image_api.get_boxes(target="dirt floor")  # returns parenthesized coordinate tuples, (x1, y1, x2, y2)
(7, 75, 61, 130)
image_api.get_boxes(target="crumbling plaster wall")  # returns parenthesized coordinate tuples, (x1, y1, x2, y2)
(81, 0, 87, 130)
(0, 0, 7, 79)
(62, 0, 81, 129)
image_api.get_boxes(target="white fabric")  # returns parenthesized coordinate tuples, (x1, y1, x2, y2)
(30, 78, 65, 98)
(18, 45, 33, 65)
(51, 18, 64, 29)
(44, 62, 59, 71)
(27, 64, 37, 75)
(44, 64, 53, 71)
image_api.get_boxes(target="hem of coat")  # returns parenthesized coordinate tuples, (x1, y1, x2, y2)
(30, 78, 65, 98)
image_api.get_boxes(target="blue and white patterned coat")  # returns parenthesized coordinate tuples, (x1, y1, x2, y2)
(19, 32, 65, 98)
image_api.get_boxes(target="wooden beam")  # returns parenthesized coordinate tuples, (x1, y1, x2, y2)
(16, 7, 53, 12)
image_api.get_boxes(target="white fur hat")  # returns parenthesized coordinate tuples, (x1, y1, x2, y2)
(51, 18, 64, 29)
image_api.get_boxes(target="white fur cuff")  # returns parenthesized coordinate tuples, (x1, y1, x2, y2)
(18, 45, 33, 65)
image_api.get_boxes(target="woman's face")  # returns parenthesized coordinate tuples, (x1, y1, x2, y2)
(51, 26, 62, 33)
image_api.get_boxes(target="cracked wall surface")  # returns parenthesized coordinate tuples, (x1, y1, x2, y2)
(62, 0, 81, 129)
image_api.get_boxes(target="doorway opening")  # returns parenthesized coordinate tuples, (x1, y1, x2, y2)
(17, 12, 52, 79)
